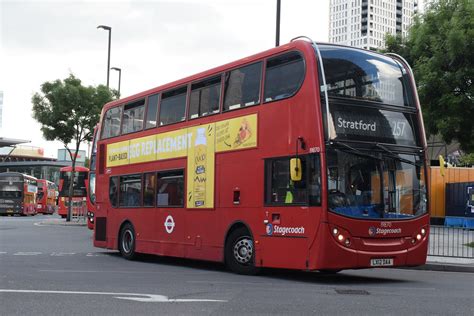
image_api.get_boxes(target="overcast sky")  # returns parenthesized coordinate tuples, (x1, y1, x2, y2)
(0, 0, 329, 158)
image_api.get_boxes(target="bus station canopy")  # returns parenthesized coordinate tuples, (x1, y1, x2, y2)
(0, 137, 30, 148)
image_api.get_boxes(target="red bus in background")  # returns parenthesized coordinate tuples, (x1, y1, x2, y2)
(86, 126, 99, 229)
(58, 166, 89, 219)
(36, 179, 57, 214)
(0, 172, 38, 216)
(93, 39, 429, 274)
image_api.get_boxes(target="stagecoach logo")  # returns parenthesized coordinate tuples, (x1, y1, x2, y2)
(368, 226, 402, 236)
(164, 215, 175, 234)
(266, 224, 305, 236)
(368, 226, 377, 237)
(266, 223, 273, 236)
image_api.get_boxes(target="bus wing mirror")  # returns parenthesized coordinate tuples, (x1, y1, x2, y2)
(290, 158, 302, 182)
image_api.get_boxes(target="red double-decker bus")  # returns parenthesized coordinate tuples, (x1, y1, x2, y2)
(0, 172, 38, 216)
(58, 166, 89, 219)
(86, 126, 99, 229)
(93, 39, 429, 274)
(36, 179, 56, 215)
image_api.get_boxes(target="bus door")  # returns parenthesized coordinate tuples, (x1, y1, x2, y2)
(154, 169, 186, 257)
(261, 154, 322, 269)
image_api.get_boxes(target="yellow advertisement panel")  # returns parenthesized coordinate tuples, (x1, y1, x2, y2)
(215, 114, 258, 152)
(106, 140, 130, 167)
(129, 135, 157, 165)
(106, 114, 257, 169)
(187, 124, 215, 209)
(156, 129, 193, 160)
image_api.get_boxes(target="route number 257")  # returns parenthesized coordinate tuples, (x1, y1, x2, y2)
(390, 121, 406, 137)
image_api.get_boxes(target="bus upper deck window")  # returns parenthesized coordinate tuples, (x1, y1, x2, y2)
(223, 62, 262, 111)
(264, 51, 305, 103)
(145, 94, 159, 129)
(319, 45, 414, 107)
(189, 76, 221, 119)
(122, 99, 145, 134)
(159, 87, 187, 126)
(102, 106, 122, 139)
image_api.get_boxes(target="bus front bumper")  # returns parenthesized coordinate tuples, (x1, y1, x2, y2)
(311, 223, 428, 270)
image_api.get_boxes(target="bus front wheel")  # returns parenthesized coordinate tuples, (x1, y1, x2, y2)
(225, 227, 259, 275)
(119, 223, 137, 260)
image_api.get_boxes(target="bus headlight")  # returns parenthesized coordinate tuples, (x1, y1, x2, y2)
(331, 225, 352, 248)
(412, 226, 428, 244)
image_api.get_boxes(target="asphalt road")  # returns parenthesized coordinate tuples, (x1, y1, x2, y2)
(1, 215, 473, 316)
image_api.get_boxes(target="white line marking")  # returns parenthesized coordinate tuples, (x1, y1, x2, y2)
(0, 289, 227, 303)
(50, 252, 76, 256)
(0, 252, 7, 255)
(13, 252, 42, 256)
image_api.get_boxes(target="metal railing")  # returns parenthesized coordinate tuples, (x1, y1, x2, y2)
(428, 225, 474, 258)
(70, 204, 87, 223)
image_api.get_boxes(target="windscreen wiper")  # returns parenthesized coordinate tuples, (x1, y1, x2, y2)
(374, 143, 423, 166)
(329, 141, 382, 161)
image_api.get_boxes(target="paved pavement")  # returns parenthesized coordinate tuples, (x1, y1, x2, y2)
(422, 256, 474, 273)
(36, 217, 474, 273)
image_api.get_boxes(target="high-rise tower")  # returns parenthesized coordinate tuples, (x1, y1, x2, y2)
(329, 0, 419, 50)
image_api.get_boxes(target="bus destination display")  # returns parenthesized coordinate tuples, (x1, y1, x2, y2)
(329, 105, 419, 146)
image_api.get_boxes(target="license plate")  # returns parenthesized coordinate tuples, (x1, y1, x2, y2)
(370, 258, 393, 267)
(7, 209, 13, 213)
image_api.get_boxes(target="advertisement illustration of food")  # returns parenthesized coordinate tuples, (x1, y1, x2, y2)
(234, 118, 252, 147)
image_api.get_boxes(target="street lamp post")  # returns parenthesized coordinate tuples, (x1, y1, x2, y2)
(276, 0, 281, 47)
(111, 67, 122, 97)
(97, 25, 112, 88)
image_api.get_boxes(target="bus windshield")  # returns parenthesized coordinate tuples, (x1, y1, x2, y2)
(327, 148, 427, 219)
(319, 45, 414, 107)
(59, 171, 88, 197)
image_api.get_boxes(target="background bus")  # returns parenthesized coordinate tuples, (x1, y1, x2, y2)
(36, 179, 57, 215)
(0, 172, 38, 216)
(93, 39, 429, 274)
(58, 166, 89, 219)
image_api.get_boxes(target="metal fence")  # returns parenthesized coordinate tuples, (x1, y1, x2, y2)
(70, 204, 87, 223)
(428, 225, 474, 258)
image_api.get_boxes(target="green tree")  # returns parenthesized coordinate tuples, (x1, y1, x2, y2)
(32, 74, 114, 221)
(384, 0, 473, 152)
(459, 153, 474, 167)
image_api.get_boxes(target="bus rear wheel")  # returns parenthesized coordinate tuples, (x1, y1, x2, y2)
(225, 227, 259, 275)
(119, 223, 137, 260)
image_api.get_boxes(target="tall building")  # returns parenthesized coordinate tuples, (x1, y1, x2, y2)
(329, 0, 419, 50)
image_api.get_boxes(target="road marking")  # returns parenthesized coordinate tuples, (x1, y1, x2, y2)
(13, 252, 42, 256)
(0, 252, 7, 255)
(50, 252, 76, 256)
(0, 289, 227, 303)
(86, 253, 103, 257)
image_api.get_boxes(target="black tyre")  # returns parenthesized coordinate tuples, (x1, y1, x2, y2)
(119, 223, 137, 260)
(225, 227, 259, 275)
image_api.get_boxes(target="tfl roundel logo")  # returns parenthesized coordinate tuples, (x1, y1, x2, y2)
(266, 223, 273, 236)
(368, 226, 377, 237)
